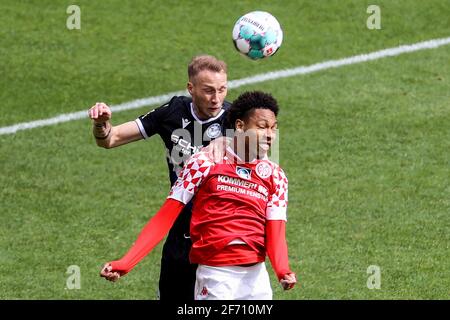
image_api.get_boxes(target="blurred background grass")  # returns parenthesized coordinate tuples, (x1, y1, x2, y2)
(0, 0, 449, 299)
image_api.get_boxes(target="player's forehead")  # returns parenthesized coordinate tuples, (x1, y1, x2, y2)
(247, 108, 277, 124)
(192, 70, 227, 88)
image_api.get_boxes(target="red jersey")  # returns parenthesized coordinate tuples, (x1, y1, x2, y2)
(168, 147, 288, 266)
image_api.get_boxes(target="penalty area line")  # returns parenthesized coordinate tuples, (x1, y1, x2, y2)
(1, 36, 450, 136)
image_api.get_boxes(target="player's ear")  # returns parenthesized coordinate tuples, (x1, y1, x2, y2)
(235, 119, 245, 132)
(187, 81, 194, 95)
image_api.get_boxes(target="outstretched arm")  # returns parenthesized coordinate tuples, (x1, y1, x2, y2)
(100, 151, 213, 282)
(100, 198, 185, 281)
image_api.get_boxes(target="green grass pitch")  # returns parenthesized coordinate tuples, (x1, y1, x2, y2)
(0, 0, 449, 299)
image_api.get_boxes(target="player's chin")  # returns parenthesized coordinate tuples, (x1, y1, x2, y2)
(207, 107, 222, 117)
(257, 143, 271, 157)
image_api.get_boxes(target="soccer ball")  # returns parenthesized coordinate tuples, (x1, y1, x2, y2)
(232, 11, 283, 60)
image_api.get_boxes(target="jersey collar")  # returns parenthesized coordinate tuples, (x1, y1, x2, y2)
(190, 102, 225, 124)
(226, 146, 269, 163)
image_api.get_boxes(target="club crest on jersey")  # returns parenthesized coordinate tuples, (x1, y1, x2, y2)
(255, 162, 272, 179)
(236, 166, 252, 180)
(206, 123, 222, 139)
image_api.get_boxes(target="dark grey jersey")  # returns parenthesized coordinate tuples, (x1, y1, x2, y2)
(136, 96, 231, 185)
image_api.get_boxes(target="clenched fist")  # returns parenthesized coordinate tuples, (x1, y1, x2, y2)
(88, 102, 112, 123)
(100, 263, 121, 282)
(280, 272, 297, 290)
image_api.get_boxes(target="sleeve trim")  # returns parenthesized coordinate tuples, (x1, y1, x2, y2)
(168, 186, 195, 205)
(266, 207, 287, 221)
(135, 118, 148, 139)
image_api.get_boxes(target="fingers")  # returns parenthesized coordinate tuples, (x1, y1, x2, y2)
(213, 141, 223, 163)
(280, 273, 297, 290)
(203, 144, 222, 164)
(280, 279, 295, 290)
(209, 137, 229, 163)
(108, 272, 121, 282)
(88, 102, 111, 121)
(100, 263, 121, 282)
(100, 263, 112, 276)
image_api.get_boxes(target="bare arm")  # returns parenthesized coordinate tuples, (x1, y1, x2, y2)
(88, 102, 143, 148)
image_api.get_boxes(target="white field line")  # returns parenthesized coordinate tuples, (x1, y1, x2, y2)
(1, 36, 450, 136)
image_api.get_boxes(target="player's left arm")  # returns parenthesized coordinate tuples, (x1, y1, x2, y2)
(265, 167, 296, 290)
(266, 220, 296, 290)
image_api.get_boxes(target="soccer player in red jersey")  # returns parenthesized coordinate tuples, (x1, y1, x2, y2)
(100, 91, 296, 299)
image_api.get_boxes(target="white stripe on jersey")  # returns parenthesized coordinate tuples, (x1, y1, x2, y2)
(169, 186, 195, 205)
(134, 118, 148, 139)
(266, 207, 287, 221)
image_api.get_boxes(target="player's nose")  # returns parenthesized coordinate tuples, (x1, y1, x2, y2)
(211, 92, 219, 103)
(266, 128, 276, 141)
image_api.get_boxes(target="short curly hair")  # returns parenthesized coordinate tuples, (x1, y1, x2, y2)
(227, 91, 279, 129)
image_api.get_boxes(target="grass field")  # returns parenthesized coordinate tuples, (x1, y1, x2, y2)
(1, 0, 449, 299)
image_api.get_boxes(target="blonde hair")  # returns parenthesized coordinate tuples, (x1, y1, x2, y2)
(188, 55, 227, 80)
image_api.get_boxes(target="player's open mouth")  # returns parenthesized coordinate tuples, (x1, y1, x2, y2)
(259, 141, 271, 151)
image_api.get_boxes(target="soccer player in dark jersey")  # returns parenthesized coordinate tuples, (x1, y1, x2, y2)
(88, 55, 230, 300)
(100, 91, 296, 299)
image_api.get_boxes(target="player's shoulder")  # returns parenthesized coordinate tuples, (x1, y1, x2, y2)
(259, 159, 284, 172)
(222, 100, 232, 110)
(187, 150, 215, 167)
(170, 96, 192, 107)
(163, 95, 192, 112)
(141, 96, 190, 116)
(258, 159, 288, 182)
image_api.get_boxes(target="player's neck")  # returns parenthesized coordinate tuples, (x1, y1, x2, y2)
(232, 137, 259, 163)
(192, 103, 208, 121)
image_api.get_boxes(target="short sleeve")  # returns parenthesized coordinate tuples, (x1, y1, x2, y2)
(168, 152, 214, 204)
(266, 166, 288, 221)
(135, 100, 172, 138)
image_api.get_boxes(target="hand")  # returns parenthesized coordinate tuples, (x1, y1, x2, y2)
(204, 136, 231, 163)
(88, 102, 112, 123)
(100, 263, 121, 282)
(280, 272, 296, 290)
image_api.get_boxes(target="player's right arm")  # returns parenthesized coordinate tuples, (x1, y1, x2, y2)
(100, 151, 214, 281)
(101, 198, 186, 281)
(88, 102, 143, 148)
